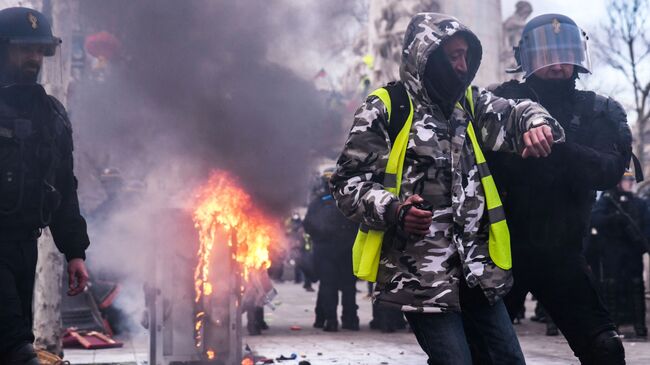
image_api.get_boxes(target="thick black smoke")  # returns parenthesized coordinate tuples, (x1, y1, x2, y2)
(72, 0, 344, 214)
(65, 1, 360, 335)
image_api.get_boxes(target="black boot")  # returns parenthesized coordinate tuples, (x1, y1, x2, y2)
(531, 301, 547, 323)
(631, 277, 648, 338)
(5, 343, 40, 365)
(546, 319, 559, 336)
(314, 296, 324, 328)
(256, 307, 269, 330)
(585, 330, 625, 365)
(341, 316, 360, 331)
(247, 309, 261, 336)
(323, 319, 338, 332)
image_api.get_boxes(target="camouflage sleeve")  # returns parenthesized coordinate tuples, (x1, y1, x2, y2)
(471, 87, 565, 153)
(329, 96, 399, 230)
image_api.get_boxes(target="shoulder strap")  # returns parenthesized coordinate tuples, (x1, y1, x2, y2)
(367, 82, 413, 195)
(48, 95, 72, 134)
(577, 91, 597, 115)
(565, 91, 592, 134)
(383, 82, 410, 145)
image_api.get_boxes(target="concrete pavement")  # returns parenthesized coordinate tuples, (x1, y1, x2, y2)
(64, 280, 650, 364)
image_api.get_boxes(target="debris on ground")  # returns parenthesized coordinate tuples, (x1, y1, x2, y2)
(276, 353, 297, 361)
(62, 329, 123, 349)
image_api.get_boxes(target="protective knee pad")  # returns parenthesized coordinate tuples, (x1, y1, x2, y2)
(588, 330, 625, 365)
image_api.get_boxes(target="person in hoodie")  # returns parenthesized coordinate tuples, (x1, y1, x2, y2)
(331, 12, 564, 365)
(488, 14, 633, 365)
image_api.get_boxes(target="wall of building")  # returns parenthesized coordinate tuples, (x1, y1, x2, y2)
(367, 0, 505, 88)
(440, 0, 505, 86)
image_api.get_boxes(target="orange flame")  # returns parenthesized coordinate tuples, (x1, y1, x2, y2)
(206, 349, 216, 360)
(192, 170, 280, 351)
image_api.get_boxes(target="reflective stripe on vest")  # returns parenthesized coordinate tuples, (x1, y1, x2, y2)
(457, 87, 512, 270)
(352, 87, 413, 282)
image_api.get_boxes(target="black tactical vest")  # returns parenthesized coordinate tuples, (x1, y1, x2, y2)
(0, 84, 65, 230)
(487, 80, 633, 250)
(491, 80, 633, 170)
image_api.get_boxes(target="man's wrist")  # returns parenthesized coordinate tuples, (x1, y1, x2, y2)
(65, 249, 86, 262)
(384, 200, 401, 226)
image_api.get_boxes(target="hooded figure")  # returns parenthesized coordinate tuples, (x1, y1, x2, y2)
(331, 13, 564, 364)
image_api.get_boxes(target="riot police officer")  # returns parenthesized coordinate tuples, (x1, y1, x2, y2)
(303, 169, 359, 332)
(487, 14, 632, 365)
(0, 7, 90, 365)
(588, 172, 648, 338)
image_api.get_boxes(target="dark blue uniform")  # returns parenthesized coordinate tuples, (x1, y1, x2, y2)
(587, 189, 648, 336)
(0, 85, 89, 362)
(489, 76, 630, 365)
(303, 193, 358, 331)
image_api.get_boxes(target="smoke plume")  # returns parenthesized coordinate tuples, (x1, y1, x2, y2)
(72, 0, 346, 215)
(64, 0, 361, 335)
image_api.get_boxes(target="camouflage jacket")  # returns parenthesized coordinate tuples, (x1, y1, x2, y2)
(330, 13, 565, 313)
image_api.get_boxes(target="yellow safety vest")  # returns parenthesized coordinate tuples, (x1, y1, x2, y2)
(352, 86, 512, 282)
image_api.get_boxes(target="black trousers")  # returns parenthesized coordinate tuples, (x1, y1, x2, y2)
(504, 248, 617, 363)
(314, 246, 357, 323)
(0, 238, 38, 356)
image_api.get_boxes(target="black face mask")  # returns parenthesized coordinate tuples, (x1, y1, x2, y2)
(525, 74, 577, 103)
(423, 48, 468, 117)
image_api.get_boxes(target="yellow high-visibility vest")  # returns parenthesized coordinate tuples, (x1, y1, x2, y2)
(457, 87, 512, 272)
(352, 86, 512, 283)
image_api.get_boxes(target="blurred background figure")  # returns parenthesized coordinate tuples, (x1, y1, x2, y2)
(286, 213, 315, 292)
(303, 168, 359, 332)
(242, 270, 275, 336)
(587, 171, 649, 338)
(530, 301, 559, 337)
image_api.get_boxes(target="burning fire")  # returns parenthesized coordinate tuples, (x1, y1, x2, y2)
(206, 349, 216, 360)
(192, 170, 281, 357)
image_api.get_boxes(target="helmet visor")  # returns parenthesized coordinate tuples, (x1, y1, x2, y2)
(520, 22, 591, 78)
(6, 36, 61, 56)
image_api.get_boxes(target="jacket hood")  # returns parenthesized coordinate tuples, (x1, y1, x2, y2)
(399, 13, 482, 106)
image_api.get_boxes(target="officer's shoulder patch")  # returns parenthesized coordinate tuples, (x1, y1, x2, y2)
(47, 96, 72, 133)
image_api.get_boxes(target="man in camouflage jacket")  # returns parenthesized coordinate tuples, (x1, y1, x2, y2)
(331, 13, 564, 364)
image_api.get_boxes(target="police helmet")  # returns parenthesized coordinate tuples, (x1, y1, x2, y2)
(514, 14, 591, 78)
(311, 166, 335, 198)
(0, 7, 61, 56)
